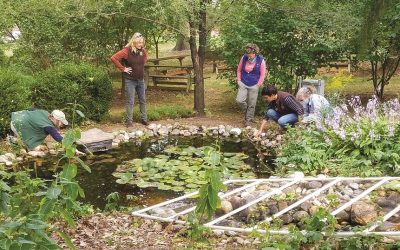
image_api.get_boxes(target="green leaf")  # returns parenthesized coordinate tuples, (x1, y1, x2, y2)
(39, 198, 56, 219)
(74, 157, 91, 173)
(60, 209, 75, 228)
(46, 187, 61, 199)
(0, 180, 10, 191)
(56, 230, 76, 250)
(75, 110, 85, 118)
(26, 219, 48, 230)
(61, 163, 78, 180)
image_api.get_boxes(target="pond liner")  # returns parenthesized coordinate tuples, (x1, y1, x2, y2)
(132, 176, 400, 237)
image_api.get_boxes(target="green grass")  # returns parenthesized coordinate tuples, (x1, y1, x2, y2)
(106, 104, 194, 123)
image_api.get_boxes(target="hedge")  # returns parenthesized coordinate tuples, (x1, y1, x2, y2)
(0, 67, 33, 136)
(32, 63, 112, 123)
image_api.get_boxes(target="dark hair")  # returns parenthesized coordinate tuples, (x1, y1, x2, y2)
(261, 85, 278, 96)
(244, 43, 260, 54)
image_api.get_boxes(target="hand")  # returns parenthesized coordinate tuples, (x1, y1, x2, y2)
(254, 129, 262, 138)
(124, 67, 132, 74)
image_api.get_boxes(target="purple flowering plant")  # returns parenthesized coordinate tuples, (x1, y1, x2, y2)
(277, 96, 400, 176)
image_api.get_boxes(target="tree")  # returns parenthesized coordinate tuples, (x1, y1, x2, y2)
(219, 0, 361, 92)
(357, 0, 400, 99)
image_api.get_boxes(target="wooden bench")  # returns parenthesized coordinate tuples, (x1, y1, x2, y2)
(147, 54, 191, 66)
(145, 65, 194, 92)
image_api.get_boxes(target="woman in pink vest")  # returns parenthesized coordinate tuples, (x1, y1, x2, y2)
(111, 33, 149, 127)
(236, 43, 267, 127)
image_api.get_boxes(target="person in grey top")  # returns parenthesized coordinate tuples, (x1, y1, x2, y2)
(296, 86, 330, 123)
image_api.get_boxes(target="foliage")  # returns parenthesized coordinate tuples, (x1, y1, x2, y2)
(195, 144, 227, 220)
(0, 67, 34, 137)
(113, 145, 255, 193)
(276, 96, 400, 176)
(32, 63, 112, 122)
(219, 0, 360, 91)
(0, 128, 91, 249)
(356, 0, 400, 99)
(325, 69, 354, 93)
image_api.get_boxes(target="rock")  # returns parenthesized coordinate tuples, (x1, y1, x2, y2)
(229, 196, 245, 209)
(158, 126, 169, 136)
(293, 211, 309, 222)
(147, 123, 158, 131)
(135, 130, 144, 138)
(27, 151, 46, 158)
(336, 210, 350, 223)
(309, 205, 319, 215)
(316, 174, 327, 179)
(183, 131, 191, 137)
(300, 201, 312, 212)
(376, 221, 400, 231)
(220, 200, 233, 214)
(278, 201, 288, 211)
(305, 181, 323, 189)
(342, 187, 354, 196)
(388, 192, 400, 203)
(348, 182, 359, 190)
(268, 204, 279, 215)
(235, 237, 245, 245)
(376, 197, 397, 208)
(230, 128, 242, 136)
(171, 129, 180, 135)
(281, 214, 293, 224)
(4, 153, 15, 161)
(288, 171, 304, 179)
(213, 230, 224, 236)
(351, 201, 378, 225)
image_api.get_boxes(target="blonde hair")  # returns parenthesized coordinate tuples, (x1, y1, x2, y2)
(126, 32, 145, 52)
(244, 43, 260, 54)
(296, 86, 316, 101)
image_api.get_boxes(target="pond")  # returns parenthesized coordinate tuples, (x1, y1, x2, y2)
(26, 136, 274, 210)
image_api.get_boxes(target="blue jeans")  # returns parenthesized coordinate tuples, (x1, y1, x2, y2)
(266, 109, 298, 128)
(125, 78, 147, 122)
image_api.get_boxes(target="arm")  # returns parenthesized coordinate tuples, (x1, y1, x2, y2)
(236, 56, 244, 83)
(257, 59, 266, 86)
(284, 96, 304, 116)
(44, 127, 63, 142)
(111, 48, 129, 72)
(255, 119, 268, 137)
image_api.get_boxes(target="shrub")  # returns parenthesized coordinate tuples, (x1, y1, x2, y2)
(32, 63, 112, 122)
(0, 67, 33, 136)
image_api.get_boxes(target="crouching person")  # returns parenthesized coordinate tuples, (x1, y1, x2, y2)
(11, 109, 70, 153)
(255, 85, 304, 136)
(296, 86, 330, 123)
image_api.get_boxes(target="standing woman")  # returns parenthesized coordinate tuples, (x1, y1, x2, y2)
(236, 43, 267, 127)
(111, 32, 149, 127)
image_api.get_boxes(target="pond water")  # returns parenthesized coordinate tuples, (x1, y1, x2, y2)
(27, 136, 274, 210)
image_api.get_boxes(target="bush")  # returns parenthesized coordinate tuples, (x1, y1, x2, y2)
(0, 67, 33, 136)
(32, 63, 112, 122)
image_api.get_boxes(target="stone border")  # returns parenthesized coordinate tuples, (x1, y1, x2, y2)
(0, 123, 283, 166)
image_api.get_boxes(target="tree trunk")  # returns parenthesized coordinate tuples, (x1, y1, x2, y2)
(172, 34, 190, 51)
(188, 7, 205, 116)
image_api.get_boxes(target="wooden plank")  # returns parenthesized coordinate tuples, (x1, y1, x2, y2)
(145, 65, 193, 69)
(149, 75, 189, 79)
(155, 80, 188, 85)
(147, 85, 194, 91)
